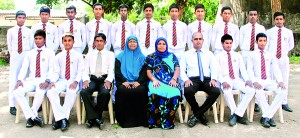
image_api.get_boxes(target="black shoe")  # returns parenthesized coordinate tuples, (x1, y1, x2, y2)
(10, 107, 16, 115)
(229, 114, 237, 126)
(237, 116, 249, 125)
(260, 117, 270, 128)
(95, 119, 104, 130)
(52, 121, 61, 130)
(254, 104, 260, 112)
(269, 118, 276, 127)
(282, 104, 293, 112)
(33, 117, 44, 127)
(198, 115, 209, 126)
(61, 119, 68, 131)
(187, 115, 198, 128)
(26, 119, 34, 128)
(38, 106, 42, 112)
(86, 119, 95, 128)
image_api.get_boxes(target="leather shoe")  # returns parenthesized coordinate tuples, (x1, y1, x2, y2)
(269, 118, 276, 127)
(282, 104, 293, 112)
(228, 114, 237, 126)
(187, 115, 198, 128)
(260, 117, 270, 128)
(10, 107, 16, 115)
(61, 119, 68, 131)
(26, 119, 34, 128)
(33, 117, 44, 127)
(237, 116, 249, 125)
(95, 119, 104, 130)
(86, 119, 95, 128)
(198, 115, 209, 126)
(52, 121, 61, 130)
(254, 104, 260, 112)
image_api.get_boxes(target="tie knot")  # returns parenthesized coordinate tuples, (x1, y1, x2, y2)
(227, 52, 230, 55)
(96, 20, 100, 24)
(38, 50, 42, 53)
(70, 20, 73, 23)
(260, 50, 264, 54)
(252, 23, 255, 27)
(278, 28, 281, 32)
(173, 21, 176, 25)
(147, 20, 150, 23)
(196, 50, 201, 53)
(199, 21, 201, 25)
(225, 23, 228, 26)
(67, 51, 70, 54)
(19, 27, 22, 30)
(43, 23, 46, 26)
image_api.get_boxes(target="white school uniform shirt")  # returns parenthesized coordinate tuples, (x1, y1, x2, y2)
(51, 49, 84, 83)
(58, 19, 87, 53)
(187, 20, 212, 50)
(86, 18, 112, 52)
(266, 26, 294, 57)
(211, 21, 239, 52)
(7, 25, 34, 53)
(136, 18, 163, 56)
(18, 46, 55, 81)
(246, 50, 283, 84)
(239, 22, 266, 51)
(162, 19, 188, 59)
(31, 22, 59, 52)
(180, 48, 218, 82)
(82, 49, 115, 83)
(111, 19, 135, 56)
(215, 50, 249, 84)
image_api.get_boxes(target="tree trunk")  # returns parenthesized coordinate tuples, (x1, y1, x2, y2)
(271, 0, 281, 23)
(176, 0, 189, 20)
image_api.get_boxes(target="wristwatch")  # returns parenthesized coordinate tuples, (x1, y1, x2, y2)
(45, 79, 51, 84)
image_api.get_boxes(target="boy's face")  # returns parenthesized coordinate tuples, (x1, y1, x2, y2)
(119, 8, 128, 19)
(194, 8, 206, 21)
(16, 15, 26, 26)
(66, 9, 77, 20)
(248, 11, 258, 24)
(40, 12, 50, 23)
(256, 37, 267, 51)
(221, 9, 232, 23)
(222, 39, 233, 52)
(94, 5, 104, 18)
(169, 8, 179, 21)
(274, 15, 285, 28)
(144, 7, 153, 19)
(34, 35, 45, 48)
(63, 36, 74, 51)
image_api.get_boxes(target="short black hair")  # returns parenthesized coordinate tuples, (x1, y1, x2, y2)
(66, 5, 76, 12)
(273, 12, 285, 19)
(34, 29, 46, 39)
(256, 33, 267, 41)
(119, 4, 128, 11)
(94, 33, 106, 41)
(143, 3, 154, 11)
(93, 3, 103, 9)
(16, 10, 26, 18)
(169, 3, 180, 12)
(195, 4, 205, 11)
(221, 34, 233, 43)
(40, 6, 50, 14)
(62, 32, 74, 41)
(247, 7, 258, 14)
(221, 6, 232, 13)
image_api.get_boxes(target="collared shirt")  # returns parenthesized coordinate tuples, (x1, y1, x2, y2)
(136, 18, 163, 56)
(58, 19, 87, 53)
(82, 49, 115, 83)
(187, 20, 212, 50)
(52, 49, 84, 82)
(86, 18, 112, 52)
(247, 50, 283, 83)
(111, 19, 136, 56)
(7, 25, 34, 53)
(18, 46, 55, 81)
(180, 48, 218, 82)
(215, 50, 249, 84)
(266, 26, 294, 57)
(31, 22, 59, 52)
(212, 21, 239, 51)
(239, 22, 266, 51)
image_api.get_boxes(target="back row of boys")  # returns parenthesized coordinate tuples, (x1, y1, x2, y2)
(7, 3, 294, 115)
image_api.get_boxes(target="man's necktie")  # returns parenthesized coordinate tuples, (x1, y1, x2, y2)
(172, 21, 177, 46)
(227, 52, 235, 79)
(95, 20, 100, 34)
(276, 28, 282, 59)
(250, 23, 255, 51)
(70, 20, 73, 34)
(121, 21, 125, 50)
(42, 23, 47, 46)
(35, 50, 42, 77)
(65, 51, 70, 80)
(196, 50, 204, 81)
(18, 27, 22, 54)
(198, 21, 202, 33)
(95, 52, 102, 77)
(261, 51, 267, 80)
(224, 23, 228, 35)
(145, 21, 150, 48)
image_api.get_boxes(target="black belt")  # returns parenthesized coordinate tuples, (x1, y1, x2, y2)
(189, 76, 211, 80)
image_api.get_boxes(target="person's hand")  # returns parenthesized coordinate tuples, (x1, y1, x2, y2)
(245, 80, 253, 88)
(48, 82, 56, 90)
(184, 80, 193, 87)
(132, 82, 140, 88)
(14, 80, 23, 89)
(39, 82, 49, 90)
(210, 79, 219, 88)
(122, 82, 131, 89)
(222, 82, 231, 90)
(152, 79, 160, 88)
(253, 82, 263, 90)
(82, 80, 89, 89)
(104, 81, 111, 89)
(169, 79, 178, 87)
(277, 82, 286, 90)
(69, 81, 78, 90)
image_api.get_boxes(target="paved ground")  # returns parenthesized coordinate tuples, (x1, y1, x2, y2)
(0, 65, 299, 138)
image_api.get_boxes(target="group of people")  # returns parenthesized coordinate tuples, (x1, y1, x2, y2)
(7, 2, 294, 131)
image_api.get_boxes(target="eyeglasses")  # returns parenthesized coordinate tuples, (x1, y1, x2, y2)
(193, 38, 203, 41)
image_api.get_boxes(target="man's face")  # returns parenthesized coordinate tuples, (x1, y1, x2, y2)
(248, 11, 258, 24)
(256, 37, 267, 51)
(35, 35, 45, 48)
(144, 7, 153, 19)
(16, 15, 26, 26)
(63, 36, 74, 51)
(94, 36, 106, 51)
(93, 5, 104, 18)
(222, 40, 233, 52)
(192, 33, 204, 50)
(119, 8, 128, 19)
(274, 15, 285, 28)
(221, 9, 232, 23)
(40, 12, 50, 23)
(194, 8, 206, 21)
(66, 9, 77, 20)
(169, 8, 179, 21)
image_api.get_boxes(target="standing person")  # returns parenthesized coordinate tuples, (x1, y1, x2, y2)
(212, 6, 239, 55)
(86, 3, 112, 52)
(266, 12, 294, 112)
(136, 3, 163, 56)
(7, 10, 34, 115)
(80, 33, 114, 129)
(162, 3, 187, 60)
(13, 30, 55, 128)
(47, 33, 84, 131)
(146, 37, 181, 129)
(58, 5, 86, 53)
(180, 32, 220, 127)
(216, 34, 255, 126)
(31, 6, 59, 53)
(115, 35, 148, 128)
(111, 4, 135, 56)
(187, 4, 212, 51)
(247, 33, 287, 128)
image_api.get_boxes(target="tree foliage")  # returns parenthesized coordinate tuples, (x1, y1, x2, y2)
(0, 0, 15, 10)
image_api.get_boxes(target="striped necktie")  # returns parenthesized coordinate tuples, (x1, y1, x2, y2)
(227, 52, 235, 79)
(145, 21, 150, 48)
(65, 51, 70, 80)
(35, 50, 42, 77)
(250, 23, 255, 51)
(43, 23, 46, 46)
(261, 51, 267, 80)
(121, 21, 125, 50)
(172, 21, 177, 46)
(70, 20, 73, 34)
(18, 27, 22, 54)
(276, 28, 282, 59)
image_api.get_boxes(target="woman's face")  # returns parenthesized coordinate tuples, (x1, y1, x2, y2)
(128, 39, 137, 51)
(157, 40, 166, 53)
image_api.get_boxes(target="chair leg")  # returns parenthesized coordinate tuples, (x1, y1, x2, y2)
(184, 101, 190, 123)
(42, 96, 48, 124)
(212, 102, 218, 123)
(177, 104, 183, 123)
(15, 103, 20, 124)
(249, 97, 255, 122)
(220, 94, 225, 122)
(81, 102, 86, 124)
(48, 104, 53, 124)
(76, 93, 81, 125)
(279, 106, 284, 123)
(108, 98, 114, 124)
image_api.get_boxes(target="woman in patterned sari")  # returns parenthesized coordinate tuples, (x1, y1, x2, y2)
(145, 37, 181, 129)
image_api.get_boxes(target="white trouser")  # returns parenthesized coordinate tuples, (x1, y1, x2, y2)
(9, 51, 27, 107)
(222, 79, 255, 117)
(47, 79, 79, 121)
(255, 80, 287, 118)
(13, 78, 46, 119)
(275, 56, 289, 105)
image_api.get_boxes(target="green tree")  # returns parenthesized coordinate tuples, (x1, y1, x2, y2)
(0, 0, 15, 10)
